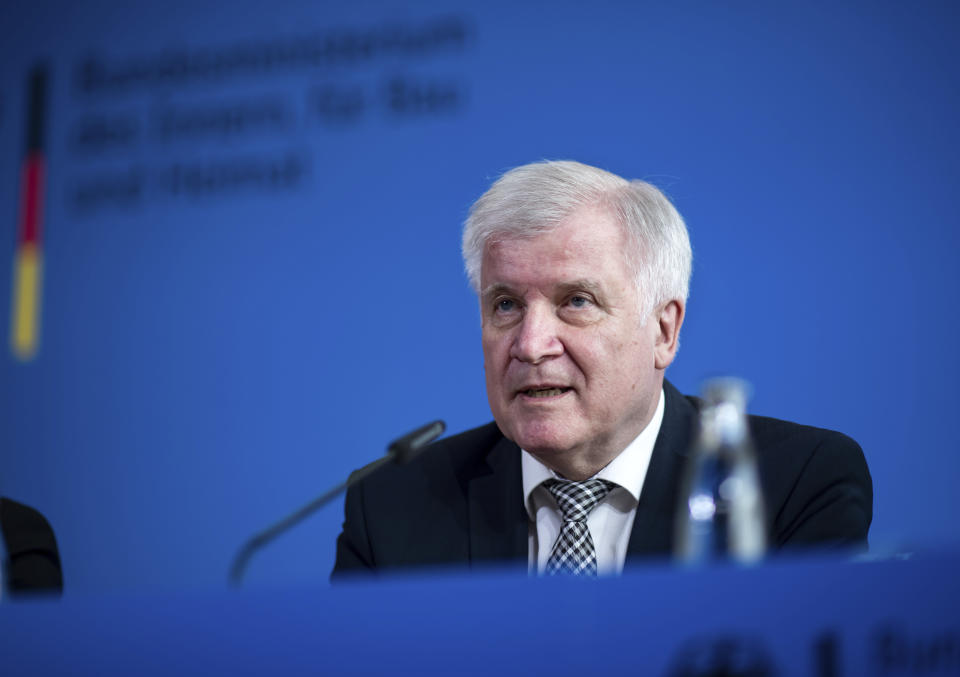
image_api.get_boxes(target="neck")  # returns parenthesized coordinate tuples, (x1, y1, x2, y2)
(531, 426, 652, 482)
(529, 387, 664, 480)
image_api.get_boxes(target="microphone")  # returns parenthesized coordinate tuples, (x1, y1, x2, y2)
(229, 420, 445, 586)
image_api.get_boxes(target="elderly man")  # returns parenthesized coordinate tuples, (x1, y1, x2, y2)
(332, 160, 871, 577)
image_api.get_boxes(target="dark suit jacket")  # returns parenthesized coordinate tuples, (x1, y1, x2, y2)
(1, 497, 63, 595)
(332, 381, 872, 577)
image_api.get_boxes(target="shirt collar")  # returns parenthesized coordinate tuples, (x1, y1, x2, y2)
(521, 387, 666, 518)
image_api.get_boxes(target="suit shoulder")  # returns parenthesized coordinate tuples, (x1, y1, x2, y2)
(1, 497, 58, 549)
(419, 421, 505, 467)
(361, 421, 504, 493)
(682, 392, 858, 451)
(678, 396, 870, 511)
(746, 413, 864, 464)
(739, 414, 872, 547)
(0, 497, 64, 594)
(333, 422, 506, 576)
(744, 412, 869, 489)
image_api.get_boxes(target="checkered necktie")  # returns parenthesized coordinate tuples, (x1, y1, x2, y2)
(543, 478, 614, 576)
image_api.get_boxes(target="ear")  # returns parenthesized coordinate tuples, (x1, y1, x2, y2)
(653, 299, 685, 370)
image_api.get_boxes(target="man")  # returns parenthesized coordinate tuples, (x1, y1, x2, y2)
(1, 496, 63, 595)
(333, 160, 871, 578)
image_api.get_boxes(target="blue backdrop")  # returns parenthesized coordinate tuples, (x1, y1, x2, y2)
(1, 0, 958, 594)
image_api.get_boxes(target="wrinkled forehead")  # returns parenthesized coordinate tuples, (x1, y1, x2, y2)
(492, 198, 619, 237)
(480, 209, 634, 287)
(483, 205, 629, 255)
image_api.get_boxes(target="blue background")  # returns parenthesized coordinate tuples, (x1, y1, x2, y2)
(1, 0, 958, 594)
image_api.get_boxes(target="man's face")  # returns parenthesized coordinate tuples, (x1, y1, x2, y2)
(480, 206, 674, 479)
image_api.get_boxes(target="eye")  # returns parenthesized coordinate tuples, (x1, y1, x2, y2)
(567, 294, 591, 309)
(496, 298, 517, 313)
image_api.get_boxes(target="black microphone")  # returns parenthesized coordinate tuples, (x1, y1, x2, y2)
(229, 420, 445, 586)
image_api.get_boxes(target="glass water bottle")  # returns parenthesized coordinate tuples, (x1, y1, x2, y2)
(675, 378, 766, 564)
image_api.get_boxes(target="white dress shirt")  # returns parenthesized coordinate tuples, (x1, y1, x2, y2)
(521, 388, 665, 575)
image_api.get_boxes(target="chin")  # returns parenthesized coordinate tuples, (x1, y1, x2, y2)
(505, 419, 576, 456)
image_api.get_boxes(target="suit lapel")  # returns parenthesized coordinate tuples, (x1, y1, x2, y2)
(626, 380, 697, 558)
(467, 436, 528, 567)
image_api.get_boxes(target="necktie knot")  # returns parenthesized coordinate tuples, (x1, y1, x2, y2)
(544, 478, 614, 522)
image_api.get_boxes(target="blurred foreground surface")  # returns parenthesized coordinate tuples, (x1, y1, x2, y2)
(2, 550, 957, 676)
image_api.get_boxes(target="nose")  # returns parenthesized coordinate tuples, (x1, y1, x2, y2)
(510, 304, 564, 364)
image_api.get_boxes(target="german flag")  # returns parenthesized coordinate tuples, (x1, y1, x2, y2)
(10, 65, 47, 361)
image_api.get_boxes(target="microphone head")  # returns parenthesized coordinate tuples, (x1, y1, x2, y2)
(388, 420, 446, 464)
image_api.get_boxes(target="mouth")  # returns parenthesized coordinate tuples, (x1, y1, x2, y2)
(518, 387, 572, 399)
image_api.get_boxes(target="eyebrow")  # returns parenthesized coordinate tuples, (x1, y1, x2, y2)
(480, 279, 606, 302)
(480, 283, 514, 303)
(556, 279, 605, 299)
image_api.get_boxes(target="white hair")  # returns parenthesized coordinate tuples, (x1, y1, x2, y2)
(461, 160, 692, 318)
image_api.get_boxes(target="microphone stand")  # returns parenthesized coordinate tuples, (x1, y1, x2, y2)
(229, 420, 445, 586)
